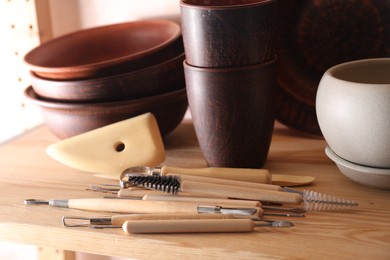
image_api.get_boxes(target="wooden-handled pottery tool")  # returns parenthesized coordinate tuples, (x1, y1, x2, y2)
(123, 175, 302, 204)
(61, 213, 294, 233)
(24, 198, 261, 217)
(122, 219, 293, 234)
(121, 165, 315, 186)
(62, 213, 238, 227)
(121, 165, 272, 184)
(122, 219, 294, 234)
(123, 175, 359, 210)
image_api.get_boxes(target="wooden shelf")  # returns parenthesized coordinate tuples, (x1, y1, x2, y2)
(0, 120, 389, 259)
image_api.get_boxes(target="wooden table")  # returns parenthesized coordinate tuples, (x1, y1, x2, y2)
(0, 120, 389, 260)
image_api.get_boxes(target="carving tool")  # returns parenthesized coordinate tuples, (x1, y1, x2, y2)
(122, 219, 294, 234)
(61, 213, 294, 232)
(87, 185, 230, 199)
(85, 186, 305, 216)
(141, 194, 306, 216)
(123, 175, 359, 210)
(123, 175, 302, 204)
(123, 173, 282, 191)
(121, 165, 272, 184)
(24, 198, 261, 217)
(62, 213, 244, 228)
(120, 166, 316, 186)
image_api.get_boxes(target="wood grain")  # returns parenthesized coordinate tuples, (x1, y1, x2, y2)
(0, 121, 389, 259)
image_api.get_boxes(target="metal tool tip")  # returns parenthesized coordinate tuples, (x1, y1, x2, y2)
(24, 199, 49, 205)
(271, 220, 294, 228)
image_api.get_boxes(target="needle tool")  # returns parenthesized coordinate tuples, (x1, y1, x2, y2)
(24, 198, 261, 217)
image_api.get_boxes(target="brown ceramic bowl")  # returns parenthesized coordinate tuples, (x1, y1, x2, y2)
(24, 19, 182, 80)
(24, 86, 188, 139)
(29, 53, 185, 102)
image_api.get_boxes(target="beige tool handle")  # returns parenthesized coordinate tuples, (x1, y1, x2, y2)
(142, 194, 261, 207)
(68, 198, 200, 214)
(181, 181, 302, 205)
(111, 213, 233, 225)
(117, 188, 168, 198)
(123, 219, 255, 234)
(118, 188, 228, 199)
(272, 175, 315, 187)
(167, 174, 281, 191)
(160, 166, 271, 183)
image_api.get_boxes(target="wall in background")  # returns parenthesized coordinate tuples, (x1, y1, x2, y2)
(49, 0, 180, 36)
(0, 0, 43, 144)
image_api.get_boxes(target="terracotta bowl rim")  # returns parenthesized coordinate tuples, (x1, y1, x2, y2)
(24, 86, 186, 110)
(24, 19, 181, 74)
(180, 0, 275, 9)
(30, 52, 185, 84)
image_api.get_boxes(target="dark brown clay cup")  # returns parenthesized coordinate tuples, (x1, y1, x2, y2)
(180, 0, 276, 68)
(184, 57, 277, 168)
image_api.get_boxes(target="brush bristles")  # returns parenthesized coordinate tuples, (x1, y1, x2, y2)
(302, 190, 359, 211)
(128, 175, 181, 194)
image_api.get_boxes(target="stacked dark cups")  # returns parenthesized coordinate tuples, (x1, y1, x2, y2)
(181, 0, 277, 168)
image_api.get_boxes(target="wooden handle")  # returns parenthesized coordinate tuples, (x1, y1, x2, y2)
(68, 198, 200, 214)
(181, 181, 302, 205)
(123, 219, 255, 234)
(142, 194, 261, 207)
(166, 174, 281, 191)
(117, 188, 167, 198)
(117, 188, 223, 198)
(111, 213, 233, 225)
(271, 174, 315, 186)
(161, 166, 271, 183)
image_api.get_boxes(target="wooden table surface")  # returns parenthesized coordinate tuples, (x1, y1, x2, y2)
(0, 120, 389, 259)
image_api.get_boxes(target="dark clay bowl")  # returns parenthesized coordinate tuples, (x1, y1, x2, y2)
(24, 19, 182, 80)
(29, 53, 185, 102)
(24, 86, 188, 139)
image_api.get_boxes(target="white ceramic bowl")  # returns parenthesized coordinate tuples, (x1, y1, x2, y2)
(316, 58, 390, 168)
(325, 146, 390, 190)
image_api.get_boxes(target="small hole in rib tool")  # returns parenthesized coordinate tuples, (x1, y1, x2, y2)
(115, 142, 125, 152)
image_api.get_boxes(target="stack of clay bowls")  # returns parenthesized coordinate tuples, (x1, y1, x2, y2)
(180, 0, 277, 168)
(24, 19, 188, 139)
(316, 58, 390, 190)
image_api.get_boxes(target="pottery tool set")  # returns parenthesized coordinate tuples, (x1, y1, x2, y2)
(23, 110, 358, 235)
(25, 165, 358, 234)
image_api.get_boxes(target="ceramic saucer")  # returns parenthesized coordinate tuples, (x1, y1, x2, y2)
(325, 146, 390, 190)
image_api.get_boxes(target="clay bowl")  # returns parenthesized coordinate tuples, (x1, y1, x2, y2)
(24, 86, 188, 139)
(24, 19, 182, 80)
(29, 53, 185, 102)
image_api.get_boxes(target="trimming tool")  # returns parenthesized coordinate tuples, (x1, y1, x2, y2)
(120, 166, 315, 186)
(122, 218, 294, 234)
(61, 213, 294, 233)
(24, 198, 261, 217)
(123, 175, 359, 210)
